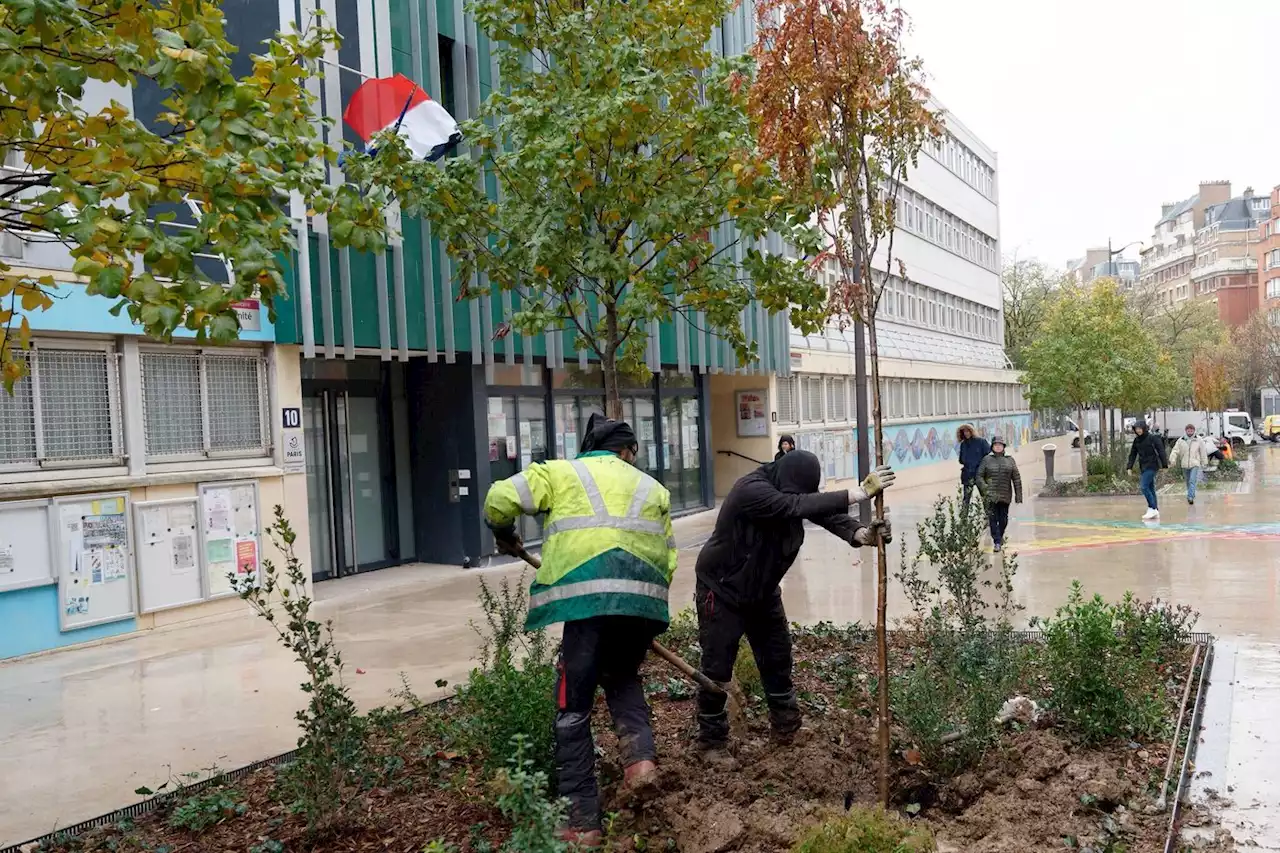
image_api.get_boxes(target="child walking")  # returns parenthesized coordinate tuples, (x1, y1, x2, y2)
(976, 436, 1023, 553)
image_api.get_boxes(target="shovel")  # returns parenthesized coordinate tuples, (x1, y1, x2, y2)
(512, 547, 726, 698)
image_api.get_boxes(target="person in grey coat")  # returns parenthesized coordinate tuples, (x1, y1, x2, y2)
(976, 436, 1023, 553)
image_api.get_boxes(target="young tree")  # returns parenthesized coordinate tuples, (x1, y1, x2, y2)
(1022, 279, 1162, 474)
(349, 0, 828, 418)
(1229, 311, 1274, 413)
(1001, 256, 1063, 370)
(1192, 344, 1231, 415)
(750, 0, 940, 806)
(1149, 300, 1227, 405)
(0, 1, 389, 388)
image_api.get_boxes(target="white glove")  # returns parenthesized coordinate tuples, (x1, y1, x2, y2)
(849, 464, 896, 503)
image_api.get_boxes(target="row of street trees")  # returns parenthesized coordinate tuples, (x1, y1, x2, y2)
(1006, 259, 1280, 471)
(7, 0, 939, 805)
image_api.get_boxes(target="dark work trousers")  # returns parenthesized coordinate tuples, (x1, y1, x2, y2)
(556, 615, 663, 832)
(962, 479, 976, 505)
(988, 500, 1010, 546)
(694, 584, 800, 747)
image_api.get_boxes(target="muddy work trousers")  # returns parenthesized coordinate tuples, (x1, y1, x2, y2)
(556, 615, 663, 832)
(694, 585, 800, 747)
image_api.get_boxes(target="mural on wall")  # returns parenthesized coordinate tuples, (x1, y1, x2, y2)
(877, 416, 1033, 471)
(792, 415, 1034, 482)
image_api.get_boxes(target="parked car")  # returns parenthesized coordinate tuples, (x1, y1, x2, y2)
(1264, 415, 1280, 442)
(1067, 418, 1093, 449)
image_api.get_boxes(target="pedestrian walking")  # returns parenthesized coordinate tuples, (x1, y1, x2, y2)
(1168, 424, 1209, 505)
(691, 450, 893, 767)
(976, 436, 1022, 552)
(774, 434, 796, 461)
(483, 414, 677, 849)
(957, 424, 990, 504)
(1126, 419, 1168, 521)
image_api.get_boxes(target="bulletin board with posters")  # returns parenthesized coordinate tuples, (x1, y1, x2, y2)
(54, 492, 136, 632)
(200, 480, 261, 599)
(735, 390, 770, 437)
(133, 497, 204, 613)
(0, 498, 57, 594)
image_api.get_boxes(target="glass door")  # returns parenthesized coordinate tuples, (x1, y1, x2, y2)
(304, 390, 396, 580)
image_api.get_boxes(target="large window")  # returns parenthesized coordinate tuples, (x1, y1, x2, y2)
(0, 344, 122, 468)
(140, 348, 269, 460)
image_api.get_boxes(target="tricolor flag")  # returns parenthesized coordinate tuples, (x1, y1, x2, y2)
(342, 73, 461, 162)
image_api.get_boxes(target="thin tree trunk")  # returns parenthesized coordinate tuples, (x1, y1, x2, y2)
(602, 305, 624, 420)
(866, 305, 891, 810)
(1078, 405, 1088, 476)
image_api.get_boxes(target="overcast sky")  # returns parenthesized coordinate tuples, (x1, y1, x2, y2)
(901, 0, 1280, 269)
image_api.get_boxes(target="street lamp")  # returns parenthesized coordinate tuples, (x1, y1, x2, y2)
(1107, 238, 1144, 279)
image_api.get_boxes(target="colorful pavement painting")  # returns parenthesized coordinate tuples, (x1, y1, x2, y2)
(1015, 518, 1280, 555)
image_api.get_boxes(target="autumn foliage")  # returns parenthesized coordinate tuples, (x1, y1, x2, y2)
(751, 0, 940, 808)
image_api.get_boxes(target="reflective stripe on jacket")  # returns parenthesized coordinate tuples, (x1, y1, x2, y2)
(484, 451, 677, 630)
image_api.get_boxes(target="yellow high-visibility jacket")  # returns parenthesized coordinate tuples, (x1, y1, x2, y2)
(484, 451, 677, 631)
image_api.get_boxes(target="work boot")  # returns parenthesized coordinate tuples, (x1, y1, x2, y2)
(558, 828, 604, 849)
(622, 759, 659, 798)
(694, 742, 740, 770)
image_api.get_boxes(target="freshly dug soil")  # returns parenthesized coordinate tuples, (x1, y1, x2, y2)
(34, 628, 1218, 853)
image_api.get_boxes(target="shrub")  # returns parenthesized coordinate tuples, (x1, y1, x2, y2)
(663, 606, 700, 664)
(492, 736, 570, 853)
(168, 786, 248, 833)
(892, 493, 1025, 774)
(453, 573, 557, 780)
(793, 808, 934, 853)
(1116, 594, 1199, 660)
(1031, 582, 1166, 743)
(734, 638, 764, 699)
(234, 507, 375, 835)
(1086, 455, 1115, 478)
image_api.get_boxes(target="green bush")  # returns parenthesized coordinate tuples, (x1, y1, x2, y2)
(792, 808, 934, 853)
(1031, 582, 1166, 744)
(734, 638, 764, 699)
(168, 786, 248, 833)
(1116, 593, 1199, 660)
(1086, 455, 1116, 478)
(892, 493, 1025, 774)
(493, 736, 571, 853)
(234, 508, 379, 835)
(663, 606, 700, 664)
(453, 573, 557, 780)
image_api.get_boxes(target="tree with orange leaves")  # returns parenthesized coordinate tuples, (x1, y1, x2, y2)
(751, 0, 941, 806)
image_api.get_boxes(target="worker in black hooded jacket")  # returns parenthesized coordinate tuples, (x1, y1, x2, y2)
(693, 450, 894, 765)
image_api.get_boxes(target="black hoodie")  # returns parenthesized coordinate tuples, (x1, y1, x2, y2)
(1127, 421, 1168, 473)
(695, 450, 861, 608)
(775, 433, 796, 461)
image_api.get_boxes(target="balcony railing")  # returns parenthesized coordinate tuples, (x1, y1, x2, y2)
(1191, 256, 1256, 281)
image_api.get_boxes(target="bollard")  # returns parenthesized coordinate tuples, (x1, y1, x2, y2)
(1043, 443, 1057, 485)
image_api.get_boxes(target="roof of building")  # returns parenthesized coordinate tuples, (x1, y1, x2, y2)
(1158, 194, 1197, 226)
(1204, 195, 1269, 229)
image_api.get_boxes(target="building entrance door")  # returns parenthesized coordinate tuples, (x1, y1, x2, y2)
(303, 390, 396, 580)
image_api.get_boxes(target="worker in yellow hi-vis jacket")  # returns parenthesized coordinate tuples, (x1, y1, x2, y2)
(483, 413, 677, 849)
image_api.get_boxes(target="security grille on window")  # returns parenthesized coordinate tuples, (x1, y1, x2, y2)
(141, 349, 268, 459)
(802, 377, 824, 423)
(0, 346, 123, 468)
(776, 376, 798, 424)
(827, 378, 847, 422)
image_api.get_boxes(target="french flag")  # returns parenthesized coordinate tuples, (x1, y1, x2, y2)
(342, 73, 461, 162)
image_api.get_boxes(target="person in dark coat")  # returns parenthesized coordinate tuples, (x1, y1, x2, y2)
(692, 450, 894, 766)
(976, 436, 1022, 552)
(957, 424, 990, 503)
(1126, 419, 1169, 520)
(774, 434, 796, 461)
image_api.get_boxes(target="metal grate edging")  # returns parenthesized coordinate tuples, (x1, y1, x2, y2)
(4, 632, 1217, 853)
(1164, 641, 1214, 853)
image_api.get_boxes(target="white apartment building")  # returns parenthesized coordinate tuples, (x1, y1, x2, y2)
(762, 104, 1029, 485)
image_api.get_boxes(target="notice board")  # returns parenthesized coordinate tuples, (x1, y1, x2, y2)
(0, 498, 56, 593)
(200, 481, 260, 598)
(54, 493, 135, 631)
(133, 498, 203, 613)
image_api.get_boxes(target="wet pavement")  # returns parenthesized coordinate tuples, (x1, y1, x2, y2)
(2, 445, 1279, 846)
